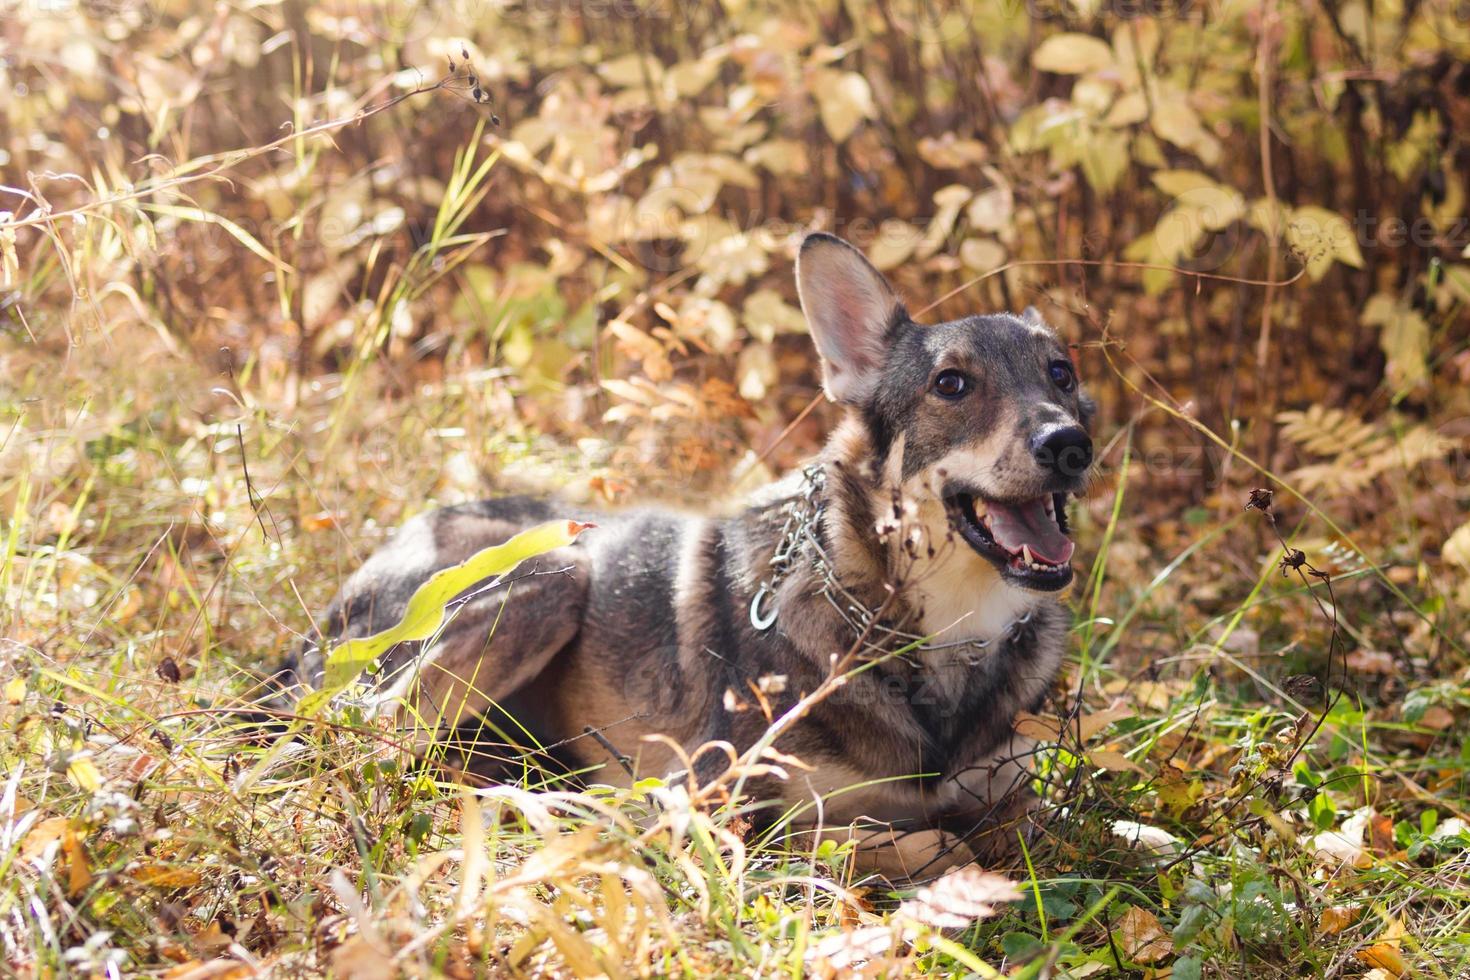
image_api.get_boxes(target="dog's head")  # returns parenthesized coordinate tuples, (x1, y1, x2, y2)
(796, 232, 1093, 593)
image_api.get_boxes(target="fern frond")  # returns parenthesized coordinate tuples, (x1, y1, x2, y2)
(1277, 406, 1379, 457)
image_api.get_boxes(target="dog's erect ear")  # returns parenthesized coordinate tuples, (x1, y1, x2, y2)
(796, 233, 905, 404)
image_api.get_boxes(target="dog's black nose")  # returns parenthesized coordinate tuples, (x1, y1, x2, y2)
(1031, 426, 1093, 478)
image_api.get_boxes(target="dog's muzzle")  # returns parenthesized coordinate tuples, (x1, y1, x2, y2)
(944, 491, 1075, 592)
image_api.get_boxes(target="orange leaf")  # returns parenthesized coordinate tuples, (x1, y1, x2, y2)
(1355, 942, 1406, 976)
(20, 816, 69, 862)
(1319, 904, 1361, 936)
(62, 828, 92, 897)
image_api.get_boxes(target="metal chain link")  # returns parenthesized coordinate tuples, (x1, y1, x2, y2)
(748, 466, 1034, 667)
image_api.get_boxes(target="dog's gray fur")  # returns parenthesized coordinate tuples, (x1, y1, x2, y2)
(277, 233, 1093, 876)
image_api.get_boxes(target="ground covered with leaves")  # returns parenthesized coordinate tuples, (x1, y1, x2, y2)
(4, 1, 1470, 977)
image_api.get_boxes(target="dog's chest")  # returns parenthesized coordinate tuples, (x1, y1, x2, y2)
(906, 504, 1041, 644)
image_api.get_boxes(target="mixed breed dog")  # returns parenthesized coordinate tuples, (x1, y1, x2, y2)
(273, 232, 1094, 877)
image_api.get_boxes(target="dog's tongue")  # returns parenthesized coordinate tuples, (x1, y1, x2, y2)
(987, 498, 1074, 564)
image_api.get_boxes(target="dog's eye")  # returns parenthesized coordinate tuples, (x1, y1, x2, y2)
(933, 370, 970, 400)
(1048, 359, 1076, 392)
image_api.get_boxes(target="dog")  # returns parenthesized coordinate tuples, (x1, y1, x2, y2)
(277, 232, 1093, 877)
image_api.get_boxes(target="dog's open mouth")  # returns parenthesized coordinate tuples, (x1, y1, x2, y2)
(945, 492, 1075, 591)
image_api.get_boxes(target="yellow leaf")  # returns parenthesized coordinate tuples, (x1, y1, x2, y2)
(1361, 293, 1429, 388)
(67, 757, 102, 793)
(966, 186, 1013, 232)
(1105, 90, 1149, 127)
(743, 139, 808, 177)
(598, 53, 663, 89)
(1032, 33, 1115, 75)
(814, 70, 875, 142)
(958, 237, 1006, 272)
(298, 520, 593, 716)
(668, 57, 719, 98)
(1150, 96, 1221, 165)
(1152, 170, 1218, 197)
(132, 865, 204, 889)
(918, 134, 988, 169)
(1444, 521, 1470, 571)
(1288, 205, 1365, 280)
(868, 219, 922, 271)
(4, 676, 23, 705)
(917, 185, 973, 260)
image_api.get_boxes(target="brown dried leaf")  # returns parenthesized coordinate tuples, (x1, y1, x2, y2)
(1014, 711, 1062, 740)
(1076, 703, 1136, 742)
(1089, 748, 1146, 774)
(1116, 904, 1172, 964)
(1417, 705, 1455, 731)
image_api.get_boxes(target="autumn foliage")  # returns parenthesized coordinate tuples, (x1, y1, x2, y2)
(3, 0, 1470, 976)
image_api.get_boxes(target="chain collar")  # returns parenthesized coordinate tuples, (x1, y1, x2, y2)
(748, 465, 1035, 668)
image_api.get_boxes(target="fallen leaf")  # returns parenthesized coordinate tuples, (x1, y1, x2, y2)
(133, 865, 204, 889)
(1345, 650, 1396, 674)
(192, 921, 234, 951)
(1116, 904, 1172, 964)
(62, 828, 92, 897)
(67, 757, 103, 793)
(1319, 904, 1361, 936)
(21, 816, 70, 862)
(1417, 705, 1455, 731)
(1014, 711, 1062, 740)
(1355, 942, 1406, 976)
(1090, 748, 1146, 773)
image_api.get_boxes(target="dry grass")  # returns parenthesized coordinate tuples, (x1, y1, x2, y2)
(4, 1, 1470, 977)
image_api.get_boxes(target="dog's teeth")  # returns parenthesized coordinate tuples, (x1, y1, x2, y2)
(1021, 544, 1033, 565)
